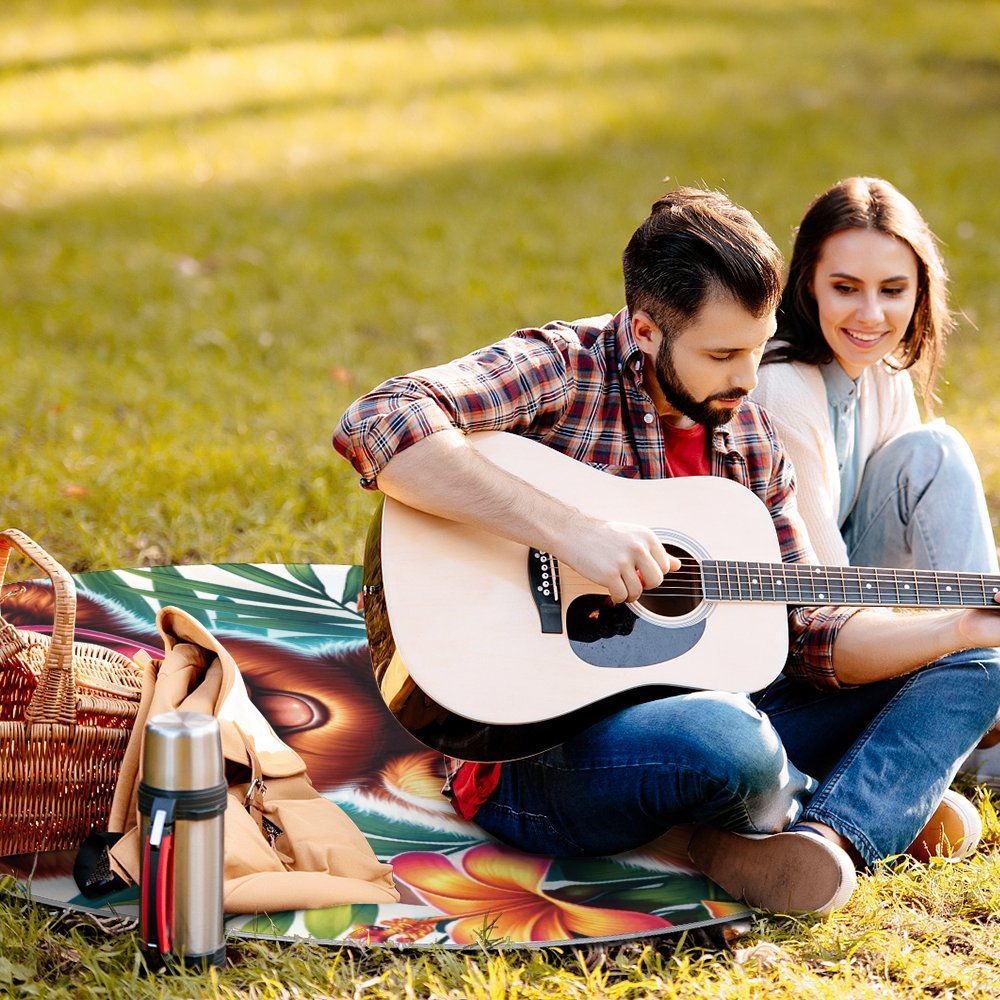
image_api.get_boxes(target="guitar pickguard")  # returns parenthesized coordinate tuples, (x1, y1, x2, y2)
(566, 594, 706, 667)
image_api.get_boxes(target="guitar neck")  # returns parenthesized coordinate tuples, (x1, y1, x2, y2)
(701, 561, 1000, 609)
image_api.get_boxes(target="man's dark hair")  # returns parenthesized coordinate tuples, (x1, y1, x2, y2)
(622, 187, 783, 340)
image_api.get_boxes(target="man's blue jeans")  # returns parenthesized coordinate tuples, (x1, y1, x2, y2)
(475, 648, 1000, 868)
(756, 648, 1000, 865)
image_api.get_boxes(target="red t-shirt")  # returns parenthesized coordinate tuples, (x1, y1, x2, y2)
(449, 760, 504, 819)
(448, 421, 710, 819)
(659, 419, 711, 477)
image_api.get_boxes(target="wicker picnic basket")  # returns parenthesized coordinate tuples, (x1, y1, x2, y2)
(0, 528, 145, 856)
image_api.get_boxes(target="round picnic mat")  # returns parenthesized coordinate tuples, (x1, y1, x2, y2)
(0, 562, 749, 950)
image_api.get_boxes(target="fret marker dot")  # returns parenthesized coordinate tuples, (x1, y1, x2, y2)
(752, 578, 758, 584)
(776, 580, 783, 587)
(904, 584, 910, 589)
(819, 593, 826, 599)
(946, 586, 953, 591)
(865, 583, 872, 589)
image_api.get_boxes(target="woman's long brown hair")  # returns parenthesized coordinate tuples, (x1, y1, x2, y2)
(764, 176, 953, 411)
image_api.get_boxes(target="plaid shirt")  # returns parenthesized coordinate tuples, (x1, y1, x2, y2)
(334, 308, 858, 687)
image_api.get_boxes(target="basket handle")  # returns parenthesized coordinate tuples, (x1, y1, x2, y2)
(0, 528, 78, 728)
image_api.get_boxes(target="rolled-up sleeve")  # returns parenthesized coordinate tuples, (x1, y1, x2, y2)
(333, 332, 573, 488)
(333, 389, 459, 488)
(785, 605, 858, 687)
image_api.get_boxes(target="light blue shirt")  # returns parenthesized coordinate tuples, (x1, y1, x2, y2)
(820, 361, 864, 527)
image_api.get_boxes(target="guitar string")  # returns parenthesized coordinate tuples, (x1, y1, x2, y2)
(544, 559, 1000, 586)
(553, 565, 1000, 605)
(554, 583, 1000, 606)
(555, 582, 999, 600)
(556, 566, 1000, 588)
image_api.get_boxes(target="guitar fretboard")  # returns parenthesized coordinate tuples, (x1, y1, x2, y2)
(701, 561, 1000, 609)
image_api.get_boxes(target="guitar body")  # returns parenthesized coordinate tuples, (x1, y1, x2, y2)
(363, 432, 789, 761)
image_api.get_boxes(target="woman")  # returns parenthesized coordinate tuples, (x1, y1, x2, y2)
(753, 176, 1000, 853)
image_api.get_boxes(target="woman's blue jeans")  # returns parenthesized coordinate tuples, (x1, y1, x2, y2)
(842, 422, 998, 574)
(476, 648, 1000, 868)
(842, 422, 1000, 783)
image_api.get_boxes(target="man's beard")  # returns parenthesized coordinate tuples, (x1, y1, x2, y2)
(654, 339, 748, 429)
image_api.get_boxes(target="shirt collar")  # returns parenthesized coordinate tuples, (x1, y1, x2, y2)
(820, 359, 860, 406)
(711, 423, 734, 455)
(616, 308, 645, 379)
(618, 307, 737, 455)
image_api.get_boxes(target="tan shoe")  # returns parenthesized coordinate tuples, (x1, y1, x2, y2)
(907, 789, 982, 862)
(688, 827, 857, 915)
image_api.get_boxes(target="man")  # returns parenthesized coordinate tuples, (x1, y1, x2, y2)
(333, 188, 1000, 915)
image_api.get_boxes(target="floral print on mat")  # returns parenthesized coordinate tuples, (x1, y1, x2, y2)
(392, 843, 672, 944)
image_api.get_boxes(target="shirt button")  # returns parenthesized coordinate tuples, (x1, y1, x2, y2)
(643, 413, 655, 424)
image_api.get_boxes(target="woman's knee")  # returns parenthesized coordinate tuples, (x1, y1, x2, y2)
(875, 422, 979, 487)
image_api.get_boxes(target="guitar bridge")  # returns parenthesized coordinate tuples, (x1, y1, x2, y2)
(528, 549, 563, 633)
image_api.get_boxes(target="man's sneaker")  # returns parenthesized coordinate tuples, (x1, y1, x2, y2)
(906, 789, 982, 862)
(688, 827, 857, 915)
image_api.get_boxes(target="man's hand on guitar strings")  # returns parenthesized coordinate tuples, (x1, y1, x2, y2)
(555, 515, 681, 604)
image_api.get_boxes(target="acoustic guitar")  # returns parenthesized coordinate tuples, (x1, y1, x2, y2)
(362, 431, 1000, 762)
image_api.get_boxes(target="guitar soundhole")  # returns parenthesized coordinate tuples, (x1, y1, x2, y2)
(636, 543, 703, 618)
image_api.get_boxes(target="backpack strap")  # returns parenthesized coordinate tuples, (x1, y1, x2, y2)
(233, 722, 267, 831)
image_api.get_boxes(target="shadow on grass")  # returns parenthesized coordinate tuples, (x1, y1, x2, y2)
(1, 0, 818, 78)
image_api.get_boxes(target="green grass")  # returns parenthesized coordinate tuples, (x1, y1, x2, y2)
(4, 792, 1000, 997)
(3, 0, 1000, 995)
(4, 0, 1000, 571)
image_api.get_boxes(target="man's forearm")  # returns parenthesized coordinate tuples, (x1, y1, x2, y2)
(832, 607, 992, 684)
(376, 428, 577, 555)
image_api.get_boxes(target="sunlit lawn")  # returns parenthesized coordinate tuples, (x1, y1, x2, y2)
(3, 0, 1000, 995)
(4, 0, 1000, 571)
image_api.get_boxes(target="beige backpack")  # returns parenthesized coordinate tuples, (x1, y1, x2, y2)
(105, 606, 398, 914)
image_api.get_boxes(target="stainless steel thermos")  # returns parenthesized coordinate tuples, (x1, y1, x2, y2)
(139, 711, 227, 970)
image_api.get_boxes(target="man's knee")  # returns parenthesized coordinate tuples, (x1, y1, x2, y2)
(671, 692, 808, 831)
(919, 648, 1000, 733)
(651, 691, 789, 791)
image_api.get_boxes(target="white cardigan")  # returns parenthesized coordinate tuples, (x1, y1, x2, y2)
(752, 359, 921, 566)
